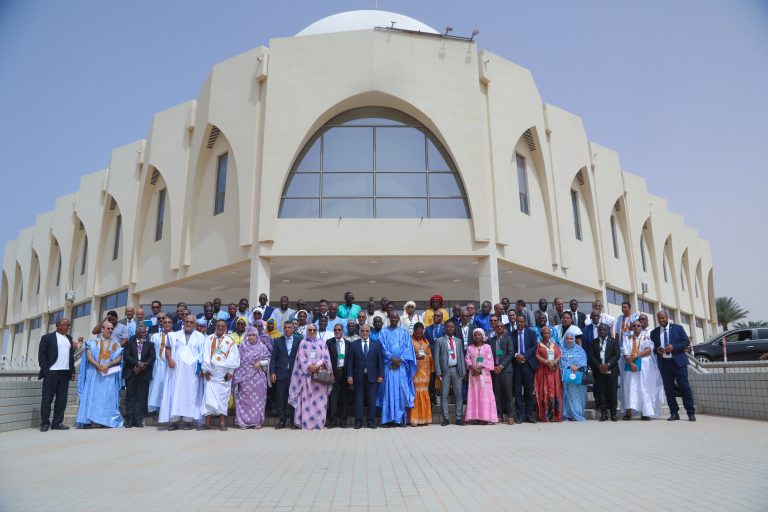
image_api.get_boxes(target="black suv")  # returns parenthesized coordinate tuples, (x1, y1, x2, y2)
(694, 328, 768, 362)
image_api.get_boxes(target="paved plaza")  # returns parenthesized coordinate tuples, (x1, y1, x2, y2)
(1, 415, 766, 511)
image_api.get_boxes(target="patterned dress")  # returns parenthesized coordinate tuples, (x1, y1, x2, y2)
(232, 335, 272, 428)
(409, 337, 433, 425)
(464, 344, 498, 423)
(534, 342, 563, 422)
(288, 336, 332, 430)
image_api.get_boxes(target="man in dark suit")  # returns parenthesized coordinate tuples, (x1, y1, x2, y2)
(146, 312, 168, 336)
(569, 299, 587, 330)
(456, 309, 477, 349)
(346, 324, 384, 429)
(651, 311, 696, 421)
(269, 321, 302, 429)
(510, 314, 538, 423)
(38, 318, 77, 432)
(122, 324, 156, 427)
(588, 324, 620, 421)
(327, 324, 351, 428)
(582, 310, 602, 406)
(487, 315, 515, 424)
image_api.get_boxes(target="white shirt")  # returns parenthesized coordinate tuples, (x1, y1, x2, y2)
(334, 337, 346, 368)
(585, 312, 616, 329)
(661, 325, 673, 358)
(361, 338, 370, 372)
(446, 336, 458, 366)
(49, 333, 71, 370)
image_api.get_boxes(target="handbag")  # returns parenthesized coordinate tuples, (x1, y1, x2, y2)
(581, 366, 594, 386)
(311, 368, 334, 385)
(562, 369, 583, 385)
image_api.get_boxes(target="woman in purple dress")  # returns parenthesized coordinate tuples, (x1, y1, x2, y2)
(232, 324, 272, 429)
(288, 324, 333, 430)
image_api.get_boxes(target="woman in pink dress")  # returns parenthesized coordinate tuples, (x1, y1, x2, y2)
(464, 328, 498, 425)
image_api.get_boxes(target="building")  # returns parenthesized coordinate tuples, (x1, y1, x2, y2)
(0, 10, 716, 368)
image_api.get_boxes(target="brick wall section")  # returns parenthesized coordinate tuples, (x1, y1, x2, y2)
(689, 372, 768, 420)
(0, 378, 78, 433)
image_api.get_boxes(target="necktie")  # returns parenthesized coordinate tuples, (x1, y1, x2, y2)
(363, 341, 369, 358)
(518, 330, 524, 354)
(449, 337, 455, 361)
(663, 328, 668, 347)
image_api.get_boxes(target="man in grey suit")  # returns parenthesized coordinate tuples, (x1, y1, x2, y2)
(434, 320, 465, 426)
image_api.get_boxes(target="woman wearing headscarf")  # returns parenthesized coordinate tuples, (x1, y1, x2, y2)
(265, 318, 282, 340)
(232, 324, 272, 429)
(620, 319, 662, 420)
(288, 323, 333, 430)
(464, 328, 498, 425)
(231, 317, 248, 345)
(409, 322, 433, 426)
(534, 326, 562, 422)
(560, 333, 589, 421)
(423, 295, 449, 327)
(400, 301, 423, 335)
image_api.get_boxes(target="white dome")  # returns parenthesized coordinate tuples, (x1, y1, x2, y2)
(297, 10, 439, 37)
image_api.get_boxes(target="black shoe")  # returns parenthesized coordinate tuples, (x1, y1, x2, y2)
(182, 423, 192, 430)
(611, 412, 618, 422)
(51, 424, 69, 430)
(275, 421, 285, 430)
(125, 423, 132, 428)
(327, 421, 336, 429)
(688, 413, 696, 422)
(456, 419, 464, 426)
(667, 413, 680, 421)
(339, 420, 347, 429)
(40, 423, 50, 432)
(136, 423, 144, 428)
(515, 418, 523, 425)
(291, 424, 300, 430)
(623, 414, 631, 421)
(599, 411, 608, 422)
(367, 423, 377, 429)
(441, 419, 449, 426)
(641, 416, 650, 421)
(525, 417, 537, 424)
(398, 422, 406, 428)
(354, 422, 362, 430)
(167, 423, 179, 431)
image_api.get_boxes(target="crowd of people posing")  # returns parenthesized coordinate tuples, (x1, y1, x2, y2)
(37, 292, 697, 432)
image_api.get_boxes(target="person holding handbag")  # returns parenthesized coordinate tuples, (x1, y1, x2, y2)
(287, 324, 333, 430)
(559, 333, 589, 421)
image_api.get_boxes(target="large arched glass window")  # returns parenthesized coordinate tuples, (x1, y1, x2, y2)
(279, 108, 470, 219)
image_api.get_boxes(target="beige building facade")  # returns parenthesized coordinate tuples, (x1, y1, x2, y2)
(0, 11, 716, 369)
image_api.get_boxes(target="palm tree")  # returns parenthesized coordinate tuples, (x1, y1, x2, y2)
(733, 320, 768, 329)
(716, 297, 749, 331)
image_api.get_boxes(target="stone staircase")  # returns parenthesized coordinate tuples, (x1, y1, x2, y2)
(62, 388, 675, 428)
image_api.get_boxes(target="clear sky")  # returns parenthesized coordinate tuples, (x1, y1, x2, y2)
(0, 0, 766, 325)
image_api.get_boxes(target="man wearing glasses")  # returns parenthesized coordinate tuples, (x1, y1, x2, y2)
(76, 321, 124, 428)
(158, 315, 206, 430)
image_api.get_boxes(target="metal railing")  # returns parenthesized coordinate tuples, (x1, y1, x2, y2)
(687, 354, 768, 374)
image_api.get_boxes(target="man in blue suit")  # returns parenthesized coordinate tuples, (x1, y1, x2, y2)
(346, 324, 384, 429)
(510, 314, 539, 423)
(650, 311, 696, 421)
(269, 322, 302, 429)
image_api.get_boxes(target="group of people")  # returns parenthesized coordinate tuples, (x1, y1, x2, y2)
(36, 292, 696, 432)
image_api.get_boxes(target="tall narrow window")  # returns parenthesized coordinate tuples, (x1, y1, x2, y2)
(55, 255, 61, 286)
(516, 154, 529, 215)
(662, 254, 668, 282)
(155, 189, 166, 242)
(640, 236, 648, 272)
(35, 272, 40, 295)
(681, 270, 686, 292)
(214, 153, 228, 215)
(571, 190, 582, 240)
(80, 236, 88, 275)
(695, 277, 699, 298)
(610, 215, 619, 259)
(112, 214, 122, 260)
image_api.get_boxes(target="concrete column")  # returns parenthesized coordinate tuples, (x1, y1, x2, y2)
(479, 255, 500, 303)
(249, 255, 271, 304)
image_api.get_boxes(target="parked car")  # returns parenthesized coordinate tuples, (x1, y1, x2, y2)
(693, 328, 768, 362)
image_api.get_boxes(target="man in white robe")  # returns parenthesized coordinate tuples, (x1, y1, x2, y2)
(202, 320, 240, 430)
(158, 315, 205, 430)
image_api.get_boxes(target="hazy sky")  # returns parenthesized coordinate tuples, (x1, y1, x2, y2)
(0, 0, 766, 324)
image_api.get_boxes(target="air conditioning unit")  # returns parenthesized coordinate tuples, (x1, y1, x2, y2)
(641, 282, 649, 293)
(64, 290, 76, 302)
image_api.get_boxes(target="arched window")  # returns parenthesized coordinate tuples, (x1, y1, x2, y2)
(279, 108, 469, 219)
